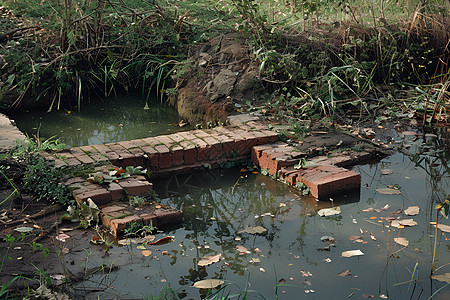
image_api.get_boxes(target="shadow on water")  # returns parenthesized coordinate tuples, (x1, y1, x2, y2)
(68, 132, 449, 299)
(10, 94, 191, 147)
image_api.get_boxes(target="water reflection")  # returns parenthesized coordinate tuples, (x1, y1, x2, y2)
(11, 94, 191, 147)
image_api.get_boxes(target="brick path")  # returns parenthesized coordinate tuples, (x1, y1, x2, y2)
(40, 123, 279, 177)
(38, 122, 370, 236)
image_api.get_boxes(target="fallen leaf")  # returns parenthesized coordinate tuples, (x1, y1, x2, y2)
(349, 235, 362, 241)
(369, 216, 377, 219)
(50, 273, 65, 280)
(237, 226, 267, 234)
(370, 233, 377, 241)
(142, 250, 152, 257)
(278, 278, 286, 284)
(259, 267, 266, 272)
(198, 253, 222, 266)
(390, 219, 417, 228)
(321, 236, 336, 245)
(381, 204, 390, 210)
(404, 206, 420, 216)
(193, 279, 224, 289)
(14, 226, 34, 233)
(118, 239, 131, 246)
(381, 169, 394, 175)
(376, 188, 401, 195)
(435, 224, 450, 233)
(236, 245, 251, 254)
(55, 233, 70, 242)
(394, 237, 409, 247)
(137, 245, 146, 250)
(342, 250, 364, 257)
(149, 236, 174, 245)
(430, 273, 450, 283)
(303, 279, 312, 286)
(402, 131, 418, 136)
(317, 207, 341, 217)
(362, 294, 374, 298)
(390, 209, 402, 215)
(300, 270, 313, 277)
(337, 269, 352, 277)
(250, 258, 260, 263)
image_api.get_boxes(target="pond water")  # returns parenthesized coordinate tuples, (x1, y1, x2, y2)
(11, 94, 191, 148)
(72, 133, 449, 299)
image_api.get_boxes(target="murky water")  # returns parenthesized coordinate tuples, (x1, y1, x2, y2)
(11, 94, 191, 148)
(71, 133, 449, 299)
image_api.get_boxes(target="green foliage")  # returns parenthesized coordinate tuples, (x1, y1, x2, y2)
(124, 221, 155, 237)
(23, 156, 74, 206)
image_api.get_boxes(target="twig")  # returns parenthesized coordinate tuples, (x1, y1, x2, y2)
(3, 204, 65, 227)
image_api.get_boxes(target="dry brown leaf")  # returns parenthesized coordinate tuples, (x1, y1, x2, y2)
(237, 226, 267, 234)
(198, 253, 222, 266)
(394, 237, 409, 247)
(236, 245, 251, 254)
(376, 188, 402, 195)
(142, 250, 152, 257)
(430, 273, 450, 283)
(193, 279, 224, 289)
(381, 169, 394, 175)
(390, 219, 417, 228)
(404, 206, 420, 216)
(435, 224, 450, 233)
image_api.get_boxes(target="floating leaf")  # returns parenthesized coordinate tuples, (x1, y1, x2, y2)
(390, 209, 402, 215)
(317, 207, 341, 217)
(14, 226, 34, 233)
(149, 236, 174, 245)
(198, 253, 222, 266)
(341, 250, 364, 257)
(321, 236, 336, 245)
(390, 219, 417, 228)
(376, 188, 401, 195)
(118, 239, 131, 246)
(137, 245, 146, 250)
(349, 235, 362, 241)
(435, 224, 450, 233)
(381, 169, 394, 175)
(337, 269, 352, 277)
(238, 226, 267, 235)
(394, 237, 409, 247)
(142, 250, 152, 257)
(236, 245, 251, 254)
(193, 279, 224, 289)
(362, 294, 374, 298)
(404, 206, 420, 216)
(430, 273, 450, 283)
(259, 267, 266, 273)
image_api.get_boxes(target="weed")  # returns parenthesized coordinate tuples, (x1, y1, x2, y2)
(124, 221, 155, 237)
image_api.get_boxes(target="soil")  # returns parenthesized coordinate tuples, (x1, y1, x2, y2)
(173, 33, 263, 125)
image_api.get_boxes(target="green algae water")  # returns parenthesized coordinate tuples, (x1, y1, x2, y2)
(69, 132, 449, 299)
(11, 94, 191, 148)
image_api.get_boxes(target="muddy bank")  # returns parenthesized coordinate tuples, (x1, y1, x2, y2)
(172, 33, 263, 125)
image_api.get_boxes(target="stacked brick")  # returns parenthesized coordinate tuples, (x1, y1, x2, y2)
(251, 143, 362, 199)
(40, 126, 279, 178)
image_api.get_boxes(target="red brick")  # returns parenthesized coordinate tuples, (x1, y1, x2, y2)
(251, 145, 274, 166)
(107, 182, 124, 201)
(141, 137, 159, 147)
(179, 141, 197, 164)
(141, 213, 158, 227)
(141, 146, 159, 168)
(299, 165, 361, 199)
(203, 137, 222, 159)
(109, 215, 142, 237)
(268, 155, 299, 176)
(154, 144, 172, 169)
(128, 147, 145, 166)
(75, 188, 111, 206)
(118, 179, 153, 197)
(153, 208, 183, 226)
(170, 145, 184, 166)
(260, 130, 279, 142)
